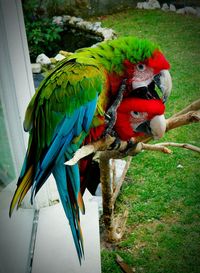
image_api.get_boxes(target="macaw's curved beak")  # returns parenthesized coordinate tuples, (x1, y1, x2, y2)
(129, 69, 172, 102)
(135, 114, 167, 140)
(154, 69, 172, 103)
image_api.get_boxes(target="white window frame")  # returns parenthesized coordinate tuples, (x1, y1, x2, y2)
(0, 0, 58, 207)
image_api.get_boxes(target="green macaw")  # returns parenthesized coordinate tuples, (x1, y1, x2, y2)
(10, 36, 171, 262)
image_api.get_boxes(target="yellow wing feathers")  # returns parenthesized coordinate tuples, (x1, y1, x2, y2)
(9, 165, 34, 216)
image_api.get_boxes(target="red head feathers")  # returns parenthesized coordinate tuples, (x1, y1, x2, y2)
(115, 97, 165, 141)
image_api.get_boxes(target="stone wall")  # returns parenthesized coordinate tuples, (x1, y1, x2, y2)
(159, 0, 199, 5)
(136, 0, 200, 16)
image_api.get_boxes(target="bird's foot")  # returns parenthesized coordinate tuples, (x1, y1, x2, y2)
(108, 136, 122, 150)
(103, 78, 127, 137)
(122, 139, 138, 155)
(102, 112, 116, 137)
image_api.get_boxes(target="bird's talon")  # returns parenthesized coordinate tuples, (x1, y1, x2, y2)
(108, 137, 122, 150)
(105, 113, 111, 123)
(122, 140, 138, 155)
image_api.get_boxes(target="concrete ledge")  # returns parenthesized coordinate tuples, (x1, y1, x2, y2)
(32, 191, 101, 273)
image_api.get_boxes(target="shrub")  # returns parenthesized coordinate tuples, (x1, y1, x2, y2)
(22, 0, 63, 62)
(25, 18, 62, 62)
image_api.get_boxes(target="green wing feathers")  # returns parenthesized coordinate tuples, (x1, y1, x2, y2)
(24, 59, 106, 147)
(10, 57, 106, 217)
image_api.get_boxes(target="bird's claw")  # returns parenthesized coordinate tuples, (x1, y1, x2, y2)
(102, 126, 116, 138)
(108, 137, 122, 150)
(122, 139, 138, 155)
(103, 78, 128, 137)
(105, 113, 111, 124)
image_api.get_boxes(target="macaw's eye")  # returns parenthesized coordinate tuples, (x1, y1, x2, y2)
(131, 111, 139, 117)
(136, 63, 146, 71)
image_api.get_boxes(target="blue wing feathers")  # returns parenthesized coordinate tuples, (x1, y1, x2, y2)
(74, 106, 86, 135)
(66, 164, 80, 198)
(28, 97, 97, 262)
(83, 95, 98, 131)
(31, 112, 79, 195)
(53, 161, 84, 263)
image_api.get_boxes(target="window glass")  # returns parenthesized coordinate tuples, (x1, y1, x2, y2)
(0, 98, 16, 191)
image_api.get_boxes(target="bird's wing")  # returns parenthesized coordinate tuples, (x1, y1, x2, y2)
(10, 58, 105, 262)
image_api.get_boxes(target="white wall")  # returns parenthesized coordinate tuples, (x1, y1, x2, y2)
(0, 1, 36, 272)
(0, 0, 58, 208)
(0, 0, 35, 173)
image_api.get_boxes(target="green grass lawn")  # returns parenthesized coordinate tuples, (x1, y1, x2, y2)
(93, 9, 200, 273)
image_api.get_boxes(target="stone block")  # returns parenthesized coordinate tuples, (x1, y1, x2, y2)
(185, 6, 197, 15)
(36, 53, 51, 65)
(169, 4, 176, 12)
(162, 3, 169, 11)
(54, 54, 65, 61)
(31, 63, 41, 74)
(148, 0, 161, 9)
(137, 2, 144, 9)
(143, 2, 150, 9)
(176, 8, 186, 14)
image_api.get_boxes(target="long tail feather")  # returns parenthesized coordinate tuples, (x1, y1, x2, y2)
(17, 177, 32, 209)
(77, 191, 85, 214)
(9, 165, 34, 217)
(53, 158, 84, 263)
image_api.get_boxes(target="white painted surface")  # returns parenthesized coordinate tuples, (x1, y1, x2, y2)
(0, 186, 34, 273)
(0, 0, 35, 170)
(0, 2, 36, 272)
(32, 191, 101, 273)
(0, 0, 60, 207)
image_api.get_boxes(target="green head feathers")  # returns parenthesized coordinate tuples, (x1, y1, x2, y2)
(75, 36, 160, 73)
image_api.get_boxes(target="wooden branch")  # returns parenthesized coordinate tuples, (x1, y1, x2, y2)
(138, 142, 200, 154)
(100, 155, 130, 241)
(166, 110, 200, 131)
(141, 143, 172, 154)
(171, 99, 200, 117)
(112, 157, 132, 204)
(99, 155, 115, 241)
(65, 135, 115, 165)
(112, 210, 129, 241)
(155, 142, 200, 153)
(111, 159, 117, 192)
(116, 254, 135, 273)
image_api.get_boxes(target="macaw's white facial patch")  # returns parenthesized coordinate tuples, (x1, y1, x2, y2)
(130, 111, 148, 131)
(131, 65, 154, 90)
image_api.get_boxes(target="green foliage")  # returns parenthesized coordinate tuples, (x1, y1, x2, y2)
(97, 9, 200, 273)
(25, 18, 62, 62)
(22, 0, 62, 62)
